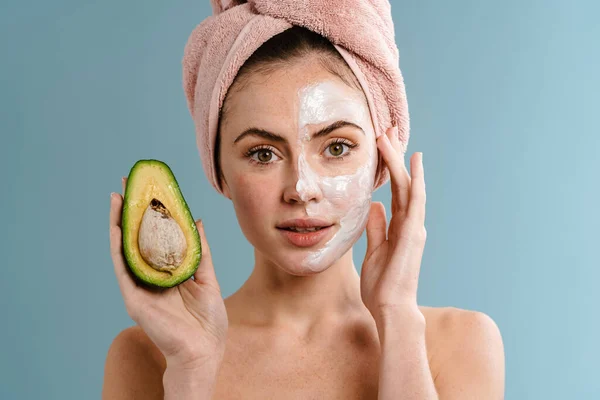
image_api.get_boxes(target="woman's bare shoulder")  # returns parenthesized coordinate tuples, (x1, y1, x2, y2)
(109, 325, 166, 367)
(102, 326, 166, 400)
(420, 304, 489, 325)
(418, 305, 504, 385)
(419, 305, 501, 342)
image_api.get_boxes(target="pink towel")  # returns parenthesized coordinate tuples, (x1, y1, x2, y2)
(182, 0, 409, 196)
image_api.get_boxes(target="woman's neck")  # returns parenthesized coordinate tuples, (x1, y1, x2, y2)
(227, 247, 370, 334)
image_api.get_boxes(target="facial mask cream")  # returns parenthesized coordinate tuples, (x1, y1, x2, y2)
(295, 80, 377, 270)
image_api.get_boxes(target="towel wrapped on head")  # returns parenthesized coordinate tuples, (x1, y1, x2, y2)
(182, 0, 410, 196)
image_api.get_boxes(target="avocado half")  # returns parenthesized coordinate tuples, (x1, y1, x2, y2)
(122, 159, 201, 288)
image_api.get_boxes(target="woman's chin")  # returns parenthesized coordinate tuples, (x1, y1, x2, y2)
(271, 246, 347, 276)
(251, 224, 354, 275)
(275, 259, 332, 276)
(259, 248, 321, 275)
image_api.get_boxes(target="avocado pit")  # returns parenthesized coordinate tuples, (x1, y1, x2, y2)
(138, 198, 187, 272)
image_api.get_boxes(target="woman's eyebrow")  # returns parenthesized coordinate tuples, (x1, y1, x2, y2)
(233, 120, 364, 144)
(234, 128, 286, 144)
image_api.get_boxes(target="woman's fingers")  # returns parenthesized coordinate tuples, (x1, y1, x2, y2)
(109, 192, 140, 317)
(407, 153, 426, 227)
(389, 127, 411, 214)
(193, 219, 221, 293)
(122, 176, 127, 195)
(378, 127, 411, 215)
(388, 126, 406, 162)
(365, 201, 387, 260)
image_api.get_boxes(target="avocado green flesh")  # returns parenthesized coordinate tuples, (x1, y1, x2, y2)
(122, 159, 201, 288)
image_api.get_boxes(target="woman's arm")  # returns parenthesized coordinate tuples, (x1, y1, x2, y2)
(361, 129, 504, 399)
(106, 183, 228, 399)
(163, 362, 222, 400)
(375, 306, 439, 400)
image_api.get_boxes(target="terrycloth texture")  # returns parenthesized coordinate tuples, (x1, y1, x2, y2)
(183, 0, 410, 196)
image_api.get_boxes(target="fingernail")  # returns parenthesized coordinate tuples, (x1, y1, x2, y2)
(110, 192, 115, 200)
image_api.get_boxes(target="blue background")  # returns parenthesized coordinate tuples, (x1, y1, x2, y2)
(1, 1, 598, 398)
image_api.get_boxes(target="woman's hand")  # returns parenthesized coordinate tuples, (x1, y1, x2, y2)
(109, 177, 229, 370)
(360, 126, 427, 325)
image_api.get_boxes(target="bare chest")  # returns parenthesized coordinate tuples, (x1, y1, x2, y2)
(212, 330, 381, 399)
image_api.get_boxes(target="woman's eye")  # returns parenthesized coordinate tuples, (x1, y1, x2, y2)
(326, 142, 353, 158)
(328, 143, 344, 157)
(257, 149, 272, 162)
(250, 148, 280, 163)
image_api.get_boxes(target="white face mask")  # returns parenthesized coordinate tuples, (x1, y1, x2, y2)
(295, 80, 377, 270)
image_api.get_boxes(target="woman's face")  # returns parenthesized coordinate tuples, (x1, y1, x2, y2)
(219, 60, 377, 275)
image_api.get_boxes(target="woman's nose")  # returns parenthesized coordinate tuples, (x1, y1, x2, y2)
(282, 156, 323, 204)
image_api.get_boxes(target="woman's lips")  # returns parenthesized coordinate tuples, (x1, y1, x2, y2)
(277, 225, 333, 248)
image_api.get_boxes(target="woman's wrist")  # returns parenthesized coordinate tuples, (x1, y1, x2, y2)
(163, 357, 223, 400)
(373, 305, 426, 341)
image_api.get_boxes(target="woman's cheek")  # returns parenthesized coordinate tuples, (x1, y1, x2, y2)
(233, 171, 274, 211)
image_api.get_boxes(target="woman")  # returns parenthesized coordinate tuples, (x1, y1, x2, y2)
(104, 20, 504, 400)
